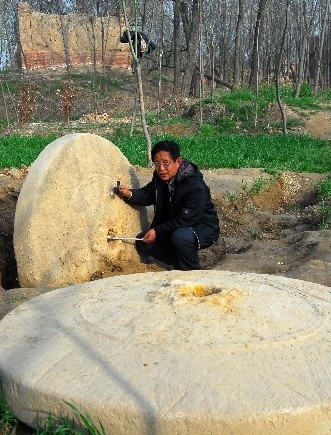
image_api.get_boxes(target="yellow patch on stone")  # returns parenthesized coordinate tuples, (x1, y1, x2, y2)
(206, 288, 247, 313)
(177, 282, 216, 297)
(171, 280, 247, 312)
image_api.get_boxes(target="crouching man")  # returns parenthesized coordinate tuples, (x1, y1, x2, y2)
(115, 140, 220, 270)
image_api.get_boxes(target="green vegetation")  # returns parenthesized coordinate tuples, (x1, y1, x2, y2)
(32, 401, 106, 435)
(259, 81, 320, 109)
(185, 82, 325, 132)
(318, 175, 331, 198)
(249, 175, 275, 196)
(317, 176, 331, 228)
(108, 132, 331, 173)
(9, 295, 29, 303)
(1, 81, 330, 172)
(0, 74, 330, 133)
(225, 191, 240, 203)
(64, 401, 106, 435)
(34, 414, 75, 434)
(318, 89, 331, 104)
(0, 388, 106, 435)
(0, 135, 56, 168)
(320, 203, 331, 229)
(0, 132, 330, 174)
(0, 386, 18, 434)
(247, 228, 263, 241)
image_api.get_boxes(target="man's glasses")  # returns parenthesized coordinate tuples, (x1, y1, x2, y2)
(154, 160, 172, 168)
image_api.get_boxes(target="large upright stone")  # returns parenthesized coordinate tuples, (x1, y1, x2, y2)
(14, 133, 146, 287)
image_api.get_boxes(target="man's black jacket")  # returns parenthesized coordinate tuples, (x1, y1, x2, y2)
(127, 160, 220, 247)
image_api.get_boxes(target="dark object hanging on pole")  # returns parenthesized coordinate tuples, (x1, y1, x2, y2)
(120, 29, 156, 58)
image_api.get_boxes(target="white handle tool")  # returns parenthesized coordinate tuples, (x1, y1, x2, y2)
(107, 236, 144, 241)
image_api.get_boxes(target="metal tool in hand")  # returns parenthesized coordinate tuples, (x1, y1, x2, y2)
(107, 236, 144, 241)
(114, 180, 121, 194)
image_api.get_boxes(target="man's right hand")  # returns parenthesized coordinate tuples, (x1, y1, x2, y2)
(114, 184, 132, 199)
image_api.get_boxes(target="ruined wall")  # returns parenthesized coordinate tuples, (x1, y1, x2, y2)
(18, 2, 131, 70)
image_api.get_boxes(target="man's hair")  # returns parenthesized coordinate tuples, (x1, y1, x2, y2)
(151, 140, 180, 161)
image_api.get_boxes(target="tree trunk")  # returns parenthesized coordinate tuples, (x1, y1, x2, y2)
(198, 0, 204, 105)
(180, 0, 200, 96)
(249, 0, 268, 88)
(59, 14, 72, 75)
(275, 0, 290, 136)
(157, 0, 165, 115)
(173, 0, 182, 96)
(203, 74, 233, 90)
(313, 0, 330, 95)
(121, 0, 152, 166)
(233, 0, 244, 86)
(135, 63, 152, 163)
(295, 0, 319, 97)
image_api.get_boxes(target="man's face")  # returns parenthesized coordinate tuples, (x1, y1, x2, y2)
(153, 151, 182, 182)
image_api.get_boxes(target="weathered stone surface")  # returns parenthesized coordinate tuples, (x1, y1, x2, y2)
(0, 270, 330, 434)
(14, 133, 146, 287)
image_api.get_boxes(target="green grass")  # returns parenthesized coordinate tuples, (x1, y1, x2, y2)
(62, 71, 124, 90)
(317, 175, 331, 228)
(108, 131, 331, 173)
(0, 386, 106, 435)
(32, 401, 106, 435)
(196, 83, 324, 130)
(320, 203, 331, 228)
(318, 175, 331, 198)
(1, 132, 330, 174)
(0, 135, 57, 168)
(0, 385, 18, 434)
(200, 89, 260, 130)
(0, 81, 330, 172)
(249, 175, 276, 196)
(145, 112, 192, 126)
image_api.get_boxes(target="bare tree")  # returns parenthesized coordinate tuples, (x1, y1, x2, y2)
(121, 0, 153, 166)
(180, 0, 200, 96)
(313, 0, 330, 95)
(157, 0, 165, 115)
(3, 0, 331, 113)
(295, 0, 319, 97)
(198, 0, 203, 124)
(249, 0, 268, 88)
(233, 0, 244, 86)
(173, 0, 182, 96)
(59, 14, 72, 75)
(275, 0, 290, 136)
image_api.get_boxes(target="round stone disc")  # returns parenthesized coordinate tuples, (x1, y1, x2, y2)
(0, 270, 330, 434)
(14, 133, 146, 288)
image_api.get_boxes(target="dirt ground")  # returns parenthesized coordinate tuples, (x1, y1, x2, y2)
(1, 108, 331, 323)
(0, 164, 330, 323)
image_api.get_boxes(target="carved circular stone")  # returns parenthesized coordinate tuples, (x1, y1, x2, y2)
(0, 270, 330, 433)
(14, 133, 146, 288)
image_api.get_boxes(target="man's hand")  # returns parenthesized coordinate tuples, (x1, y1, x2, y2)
(114, 184, 132, 199)
(142, 228, 156, 243)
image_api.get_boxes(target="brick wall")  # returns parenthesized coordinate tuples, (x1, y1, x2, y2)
(18, 2, 131, 70)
